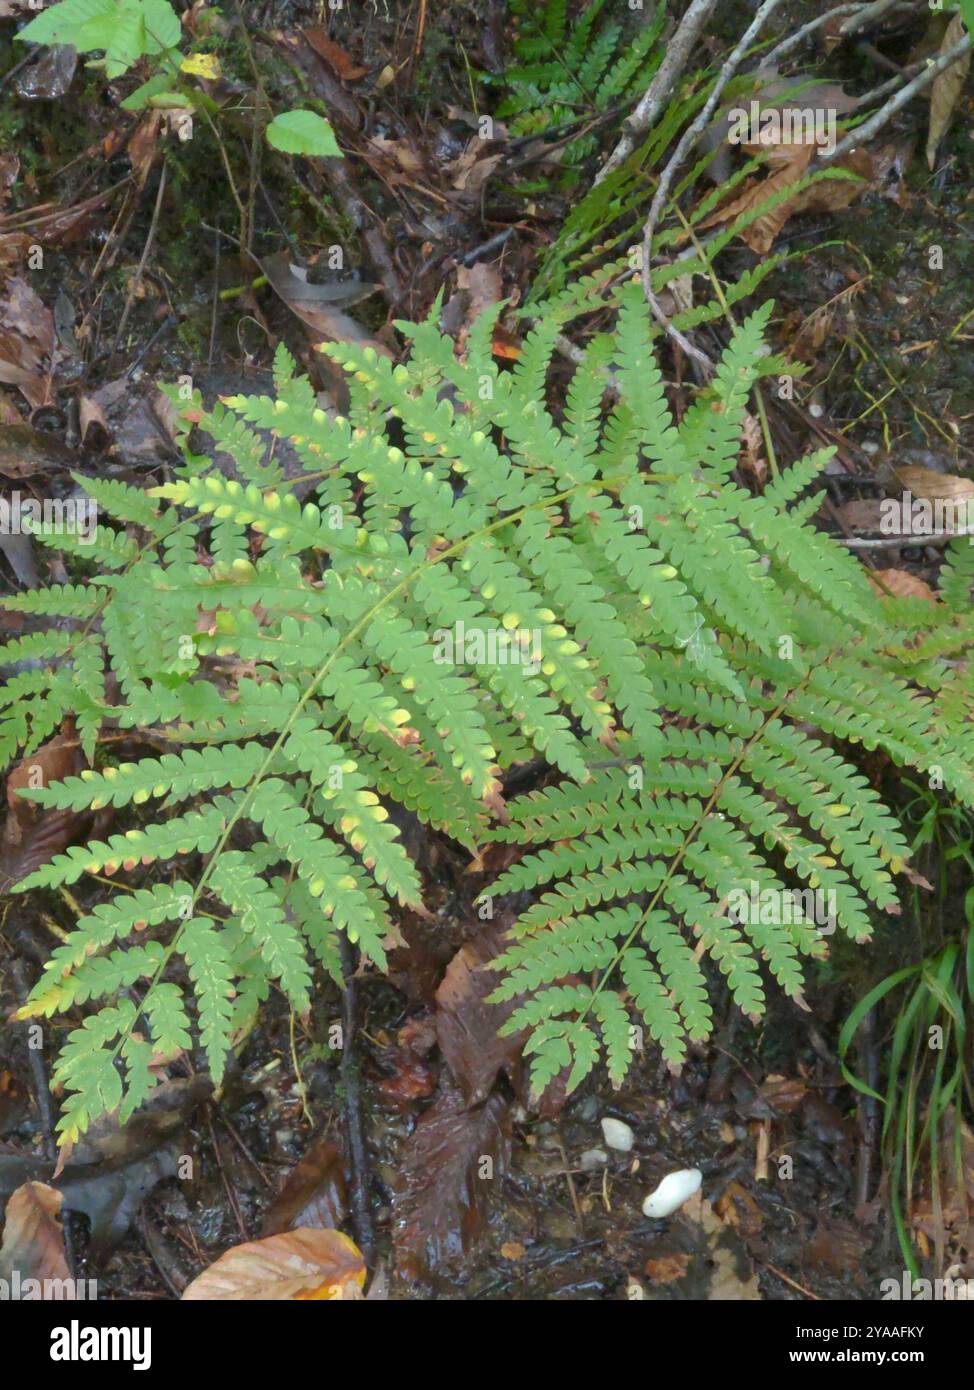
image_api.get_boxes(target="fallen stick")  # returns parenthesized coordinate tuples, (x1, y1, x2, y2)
(838, 0, 914, 38)
(823, 34, 971, 162)
(339, 934, 376, 1266)
(763, 4, 868, 67)
(640, 0, 788, 368)
(594, 0, 722, 187)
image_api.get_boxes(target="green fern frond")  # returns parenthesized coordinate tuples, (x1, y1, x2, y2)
(6, 280, 974, 1141)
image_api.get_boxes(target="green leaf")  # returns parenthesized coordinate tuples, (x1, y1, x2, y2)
(265, 109, 341, 157)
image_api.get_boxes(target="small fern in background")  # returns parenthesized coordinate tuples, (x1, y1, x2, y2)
(5, 284, 974, 1139)
(488, 0, 665, 186)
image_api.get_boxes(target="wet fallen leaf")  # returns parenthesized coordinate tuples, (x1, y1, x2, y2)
(0, 1182, 71, 1290)
(758, 1074, 807, 1114)
(715, 1181, 763, 1239)
(392, 1084, 511, 1282)
(447, 136, 503, 195)
(681, 1191, 761, 1300)
(127, 111, 163, 189)
(364, 136, 425, 187)
(807, 1216, 863, 1276)
(927, 14, 971, 170)
(261, 1137, 347, 1236)
(448, 263, 504, 357)
(0, 1138, 183, 1257)
(15, 44, 77, 100)
(181, 1228, 366, 1300)
(377, 1049, 436, 1108)
(260, 251, 390, 357)
(0, 731, 86, 891)
(836, 498, 886, 533)
(435, 925, 525, 1105)
(0, 421, 75, 481)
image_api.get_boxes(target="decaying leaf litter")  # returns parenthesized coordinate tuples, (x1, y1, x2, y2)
(0, 0, 973, 1301)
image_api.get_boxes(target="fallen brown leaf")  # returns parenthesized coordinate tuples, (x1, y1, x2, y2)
(0, 1182, 71, 1291)
(697, 145, 813, 255)
(0, 730, 86, 891)
(260, 1136, 347, 1237)
(260, 251, 391, 358)
(870, 570, 938, 603)
(392, 1084, 511, 1282)
(302, 27, 367, 81)
(927, 13, 971, 170)
(435, 923, 524, 1105)
(0, 276, 54, 408)
(182, 1227, 366, 1300)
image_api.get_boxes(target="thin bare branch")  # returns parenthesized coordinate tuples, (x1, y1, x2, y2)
(594, 0, 722, 186)
(823, 35, 971, 163)
(640, 0, 789, 369)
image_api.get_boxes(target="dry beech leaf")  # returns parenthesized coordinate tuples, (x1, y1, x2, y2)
(643, 1252, 691, 1284)
(181, 1227, 366, 1300)
(927, 13, 971, 170)
(450, 262, 504, 358)
(892, 464, 974, 506)
(697, 145, 813, 255)
(870, 570, 938, 603)
(302, 27, 367, 81)
(0, 1182, 71, 1288)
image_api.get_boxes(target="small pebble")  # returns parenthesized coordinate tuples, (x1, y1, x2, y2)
(642, 1167, 702, 1219)
(579, 1148, 609, 1171)
(601, 1117, 635, 1152)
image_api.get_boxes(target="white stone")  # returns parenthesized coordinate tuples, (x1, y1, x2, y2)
(600, 1117, 635, 1151)
(579, 1148, 609, 1171)
(641, 1167, 702, 1218)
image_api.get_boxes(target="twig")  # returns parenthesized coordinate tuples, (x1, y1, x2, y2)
(461, 227, 515, 266)
(839, 0, 912, 38)
(208, 226, 220, 368)
(12, 962, 58, 1161)
(595, 0, 723, 186)
(838, 529, 970, 548)
(110, 160, 167, 362)
(205, 1106, 249, 1243)
(824, 36, 971, 163)
(763, 4, 866, 67)
(233, 0, 265, 256)
(12, 959, 78, 1277)
(855, 1009, 880, 1209)
(854, 59, 923, 108)
(641, 0, 788, 369)
(339, 934, 376, 1266)
(123, 311, 178, 380)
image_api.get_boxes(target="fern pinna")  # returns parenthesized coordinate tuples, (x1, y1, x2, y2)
(4, 283, 974, 1141)
(488, 0, 665, 183)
